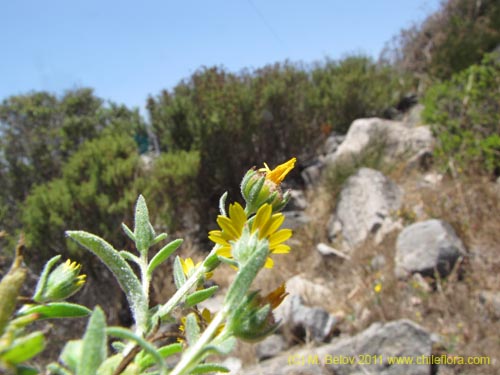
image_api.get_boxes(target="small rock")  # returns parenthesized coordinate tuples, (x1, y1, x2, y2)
(278, 295, 337, 343)
(283, 211, 311, 230)
(222, 357, 242, 375)
(287, 189, 308, 210)
(422, 172, 443, 186)
(290, 296, 337, 343)
(256, 334, 287, 361)
(301, 162, 323, 186)
(323, 133, 345, 155)
(316, 243, 350, 260)
(395, 219, 466, 279)
(478, 290, 500, 319)
(370, 255, 386, 271)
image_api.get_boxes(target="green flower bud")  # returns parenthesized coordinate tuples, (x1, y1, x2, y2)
(33, 259, 86, 303)
(240, 158, 296, 215)
(227, 291, 279, 342)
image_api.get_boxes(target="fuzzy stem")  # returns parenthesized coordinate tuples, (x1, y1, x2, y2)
(153, 248, 217, 321)
(169, 309, 227, 375)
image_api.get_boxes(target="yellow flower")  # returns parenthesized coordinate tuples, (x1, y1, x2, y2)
(179, 257, 212, 280)
(260, 157, 296, 185)
(374, 282, 382, 294)
(208, 203, 292, 268)
(178, 308, 224, 343)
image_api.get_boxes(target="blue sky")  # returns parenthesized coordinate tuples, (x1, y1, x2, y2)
(1, 0, 440, 113)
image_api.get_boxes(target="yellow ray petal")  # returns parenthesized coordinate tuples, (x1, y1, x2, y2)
(264, 257, 275, 268)
(265, 157, 296, 184)
(260, 213, 285, 239)
(216, 246, 232, 257)
(229, 202, 247, 231)
(269, 229, 292, 247)
(252, 204, 272, 234)
(270, 244, 290, 254)
(217, 216, 240, 240)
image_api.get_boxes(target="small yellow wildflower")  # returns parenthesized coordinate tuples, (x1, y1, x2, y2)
(208, 203, 292, 268)
(260, 157, 296, 185)
(179, 257, 212, 280)
(178, 308, 224, 343)
(373, 282, 382, 294)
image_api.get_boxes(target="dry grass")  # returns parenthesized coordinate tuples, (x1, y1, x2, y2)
(280, 169, 500, 374)
(150, 166, 500, 373)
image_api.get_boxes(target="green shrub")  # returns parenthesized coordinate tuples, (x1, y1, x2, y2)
(22, 133, 142, 264)
(422, 53, 500, 175)
(141, 150, 200, 231)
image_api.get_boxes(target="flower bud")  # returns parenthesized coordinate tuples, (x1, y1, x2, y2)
(227, 291, 279, 342)
(33, 259, 86, 303)
(241, 157, 296, 215)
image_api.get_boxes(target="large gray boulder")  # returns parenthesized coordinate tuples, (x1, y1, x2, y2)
(328, 168, 403, 250)
(330, 117, 434, 167)
(239, 320, 435, 375)
(394, 219, 466, 278)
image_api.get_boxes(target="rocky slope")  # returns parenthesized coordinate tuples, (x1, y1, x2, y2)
(209, 106, 500, 375)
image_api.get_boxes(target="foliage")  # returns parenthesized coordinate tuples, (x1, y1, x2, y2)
(385, 0, 500, 80)
(141, 150, 200, 232)
(0, 89, 147, 240)
(310, 56, 408, 133)
(147, 58, 408, 230)
(422, 53, 500, 175)
(21, 133, 141, 264)
(0, 159, 294, 375)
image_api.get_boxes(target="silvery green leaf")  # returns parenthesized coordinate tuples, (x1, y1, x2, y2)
(66, 231, 147, 331)
(0, 331, 45, 364)
(18, 302, 90, 319)
(60, 340, 82, 372)
(205, 336, 236, 355)
(218, 191, 228, 216)
(185, 313, 200, 346)
(136, 343, 182, 371)
(173, 256, 186, 290)
(147, 239, 183, 277)
(105, 327, 166, 374)
(121, 223, 135, 242)
(119, 251, 141, 266)
(134, 195, 155, 254)
(78, 307, 107, 375)
(151, 233, 168, 246)
(185, 285, 219, 307)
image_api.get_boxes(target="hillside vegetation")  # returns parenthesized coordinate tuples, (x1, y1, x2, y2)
(0, 0, 499, 372)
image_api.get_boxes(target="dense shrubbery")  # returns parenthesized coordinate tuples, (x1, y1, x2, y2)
(386, 0, 500, 81)
(0, 89, 147, 249)
(147, 58, 407, 229)
(422, 53, 500, 175)
(22, 134, 141, 264)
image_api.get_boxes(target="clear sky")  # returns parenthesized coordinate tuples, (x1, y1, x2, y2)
(1, 0, 440, 113)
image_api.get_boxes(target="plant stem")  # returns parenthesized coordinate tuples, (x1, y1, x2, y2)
(169, 309, 227, 375)
(153, 249, 217, 322)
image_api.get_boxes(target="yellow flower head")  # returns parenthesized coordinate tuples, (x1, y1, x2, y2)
(260, 157, 296, 185)
(374, 282, 382, 294)
(208, 203, 292, 268)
